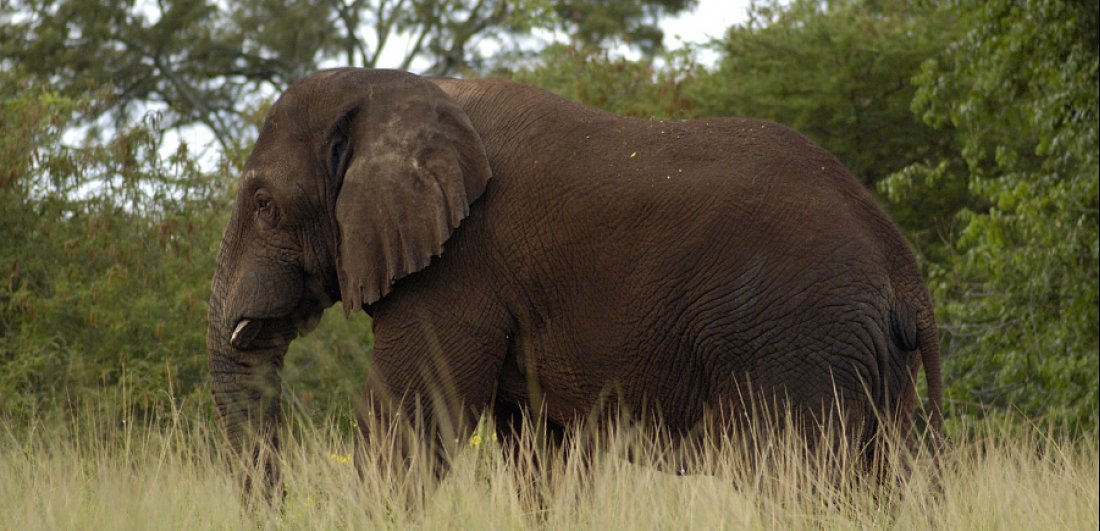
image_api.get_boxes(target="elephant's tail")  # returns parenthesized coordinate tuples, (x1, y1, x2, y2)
(911, 302, 945, 494)
(916, 308, 943, 447)
(892, 289, 943, 434)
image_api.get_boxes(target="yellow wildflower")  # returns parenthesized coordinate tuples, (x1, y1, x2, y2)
(467, 431, 498, 447)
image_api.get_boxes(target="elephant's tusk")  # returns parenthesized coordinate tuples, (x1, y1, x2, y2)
(230, 319, 258, 349)
(231, 319, 249, 341)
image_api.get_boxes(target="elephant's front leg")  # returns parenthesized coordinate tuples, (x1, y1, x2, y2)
(353, 307, 510, 495)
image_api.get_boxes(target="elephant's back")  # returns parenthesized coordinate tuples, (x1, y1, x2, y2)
(594, 116, 897, 272)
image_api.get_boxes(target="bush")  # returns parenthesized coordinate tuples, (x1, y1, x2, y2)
(0, 71, 228, 420)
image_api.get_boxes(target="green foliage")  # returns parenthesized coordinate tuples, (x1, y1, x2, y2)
(510, 43, 701, 119)
(694, 0, 959, 190)
(1, 0, 259, 154)
(0, 69, 375, 423)
(880, 0, 1099, 430)
(283, 307, 373, 422)
(554, 0, 697, 55)
(0, 71, 227, 420)
(0, 0, 557, 151)
(0, 0, 687, 152)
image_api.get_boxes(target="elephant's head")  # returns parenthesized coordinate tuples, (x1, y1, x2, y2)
(206, 68, 491, 491)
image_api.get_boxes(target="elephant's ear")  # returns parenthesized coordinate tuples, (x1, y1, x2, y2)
(333, 76, 491, 313)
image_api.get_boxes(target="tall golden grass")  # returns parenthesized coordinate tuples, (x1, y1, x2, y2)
(2, 398, 1096, 530)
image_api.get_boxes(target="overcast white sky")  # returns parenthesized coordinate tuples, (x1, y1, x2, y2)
(365, 0, 756, 71)
(662, 0, 753, 65)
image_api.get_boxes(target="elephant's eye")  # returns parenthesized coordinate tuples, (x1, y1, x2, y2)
(254, 189, 276, 224)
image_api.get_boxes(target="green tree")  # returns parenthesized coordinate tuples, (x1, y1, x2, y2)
(1, 0, 694, 155)
(880, 0, 1099, 429)
(694, 0, 958, 190)
(0, 68, 375, 423)
(0, 70, 226, 419)
(510, 43, 701, 118)
(555, 0, 696, 55)
(0, 0, 556, 154)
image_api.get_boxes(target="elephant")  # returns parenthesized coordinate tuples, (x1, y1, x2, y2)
(206, 68, 942, 493)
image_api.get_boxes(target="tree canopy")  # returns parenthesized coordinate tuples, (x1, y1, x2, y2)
(883, 0, 1098, 427)
(1, 0, 693, 154)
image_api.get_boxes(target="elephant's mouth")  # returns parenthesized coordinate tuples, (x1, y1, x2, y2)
(229, 317, 297, 350)
(225, 275, 333, 351)
(229, 305, 324, 351)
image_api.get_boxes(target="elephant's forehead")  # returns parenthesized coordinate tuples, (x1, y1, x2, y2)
(249, 104, 317, 173)
(244, 162, 294, 186)
(245, 141, 306, 185)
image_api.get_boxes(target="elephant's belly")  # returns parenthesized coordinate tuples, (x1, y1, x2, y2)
(496, 329, 712, 430)
(495, 338, 600, 425)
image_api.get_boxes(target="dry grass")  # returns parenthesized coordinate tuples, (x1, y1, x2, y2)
(1, 402, 1096, 530)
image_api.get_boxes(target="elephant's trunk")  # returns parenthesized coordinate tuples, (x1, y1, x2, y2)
(207, 257, 287, 498)
(210, 349, 284, 494)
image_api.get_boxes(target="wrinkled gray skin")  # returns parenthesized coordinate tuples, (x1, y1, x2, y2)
(207, 68, 942, 493)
